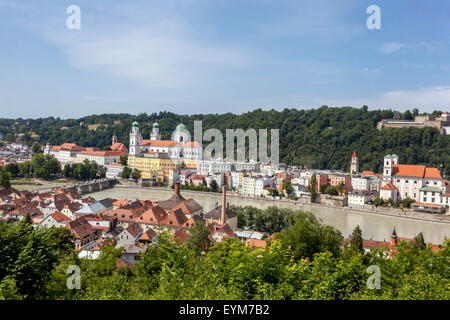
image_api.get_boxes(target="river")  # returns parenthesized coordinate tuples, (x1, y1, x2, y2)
(88, 186, 450, 245)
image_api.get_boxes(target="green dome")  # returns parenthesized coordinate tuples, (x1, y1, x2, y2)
(132, 121, 139, 127)
(153, 122, 160, 128)
(176, 123, 187, 130)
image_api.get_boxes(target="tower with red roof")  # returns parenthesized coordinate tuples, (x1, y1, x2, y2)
(350, 150, 359, 174)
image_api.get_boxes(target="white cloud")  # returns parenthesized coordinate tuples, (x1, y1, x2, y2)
(43, 22, 254, 88)
(379, 42, 406, 54)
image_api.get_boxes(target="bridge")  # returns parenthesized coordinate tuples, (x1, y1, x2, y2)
(36, 178, 117, 195)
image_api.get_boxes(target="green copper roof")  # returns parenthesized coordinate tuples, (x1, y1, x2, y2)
(176, 123, 187, 130)
(132, 121, 139, 127)
(153, 122, 160, 127)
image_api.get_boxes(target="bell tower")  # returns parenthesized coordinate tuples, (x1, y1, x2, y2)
(350, 150, 359, 174)
(129, 121, 142, 156)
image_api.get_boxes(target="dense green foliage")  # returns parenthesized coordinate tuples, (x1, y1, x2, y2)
(1, 107, 449, 176)
(0, 210, 448, 300)
(0, 167, 11, 188)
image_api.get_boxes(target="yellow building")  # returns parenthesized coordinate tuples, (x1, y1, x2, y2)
(128, 152, 180, 183)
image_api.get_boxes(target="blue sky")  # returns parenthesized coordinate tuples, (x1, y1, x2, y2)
(1, 0, 449, 118)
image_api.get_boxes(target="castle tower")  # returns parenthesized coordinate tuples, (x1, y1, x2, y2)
(129, 121, 142, 156)
(150, 122, 161, 141)
(350, 150, 359, 174)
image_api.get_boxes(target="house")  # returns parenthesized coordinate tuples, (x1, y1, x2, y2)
(98, 198, 114, 214)
(40, 212, 71, 229)
(67, 218, 98, 250)
(348, 191, 374, 207)
(61, 202, 83, 220)
(205, 206, 237, 231)
(74, 202, 107, 218)
(380, 182, 399, 202)
(117, 222, 143, 245)
(208, 223, 236, 243)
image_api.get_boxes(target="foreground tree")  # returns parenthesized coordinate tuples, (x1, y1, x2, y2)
(350, 225, 364, 254)
(0, 168, 11, 189)
(185, 221, 211, 254)
(308, 173, 318, 203)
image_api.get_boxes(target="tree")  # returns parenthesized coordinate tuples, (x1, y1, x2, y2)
(131, 168, 141, 182)
(185, 221, 211, 254)
(308, 173, 318, 203)
(31, 141, 42, 154)
(401, 197, 415, 209)
(350, 225, 364, 254)
(324, 185, 338, 195)
(413, 232, 426, 251)
(121, 166, 132, 179)
(279, 212, 343, 260)
(119, 155, 128, 166)
(320, 183, 328, 193)
(0, 168, 11, 188)
(63, 163, 73, 178)
(337, 181, 345, 196)
(283, 181, 293, 197)
(210, 180, 218, 192)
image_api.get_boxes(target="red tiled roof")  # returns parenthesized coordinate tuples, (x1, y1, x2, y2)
(361, 171, 374, 176)
(381, 182, 397, 191)
(352, 150, 358, 158)
(111, 142, 128, 152)
(126, 222, 143, 238)
(173, 229, 189, 244)
(246, 238, 267, 248)
(141, 140, 177, 147)
(78, 150, 126, 157)
(140, 228, 157, 241)
(412, 202, 444, 207)
(113, 199, 129, 207)
(50, 211, 71, 223)
(392, 164, 442, 179)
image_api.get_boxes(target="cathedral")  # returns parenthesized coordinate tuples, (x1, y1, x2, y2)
(129, 121, 203, 164)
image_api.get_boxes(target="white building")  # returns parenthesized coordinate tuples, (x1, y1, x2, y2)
(106, 163, 124, 179)
(77, 150, 126, 166)
(381, 154, 445, 202)
(196, 159, 260, 175)
(348, 191, 372, 207)
(241, 176, 265, 197)
(351, 176, 370, 191)
(44, 143, 86, 164)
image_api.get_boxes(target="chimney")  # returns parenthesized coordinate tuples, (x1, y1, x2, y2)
(221, 185, 226, 225)
(175, 182, 180, 196)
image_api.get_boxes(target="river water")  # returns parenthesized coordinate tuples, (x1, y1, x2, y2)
(89, 186, 450, 245)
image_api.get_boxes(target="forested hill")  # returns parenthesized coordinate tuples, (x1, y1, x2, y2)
(1, 106, 449, 176)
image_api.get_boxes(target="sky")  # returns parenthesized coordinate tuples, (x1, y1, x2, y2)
(0, 0, 449, 118)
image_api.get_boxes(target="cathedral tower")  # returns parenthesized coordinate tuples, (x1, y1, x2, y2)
(129, 121, 142, 156)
